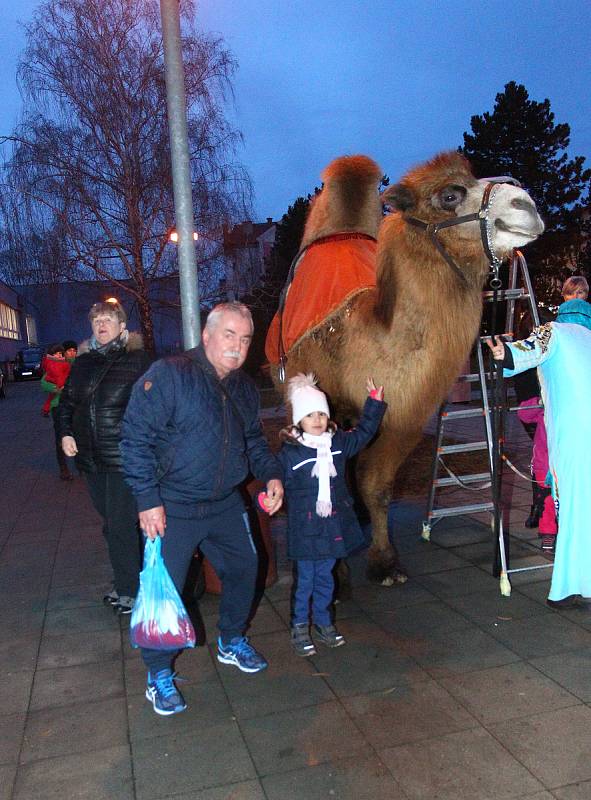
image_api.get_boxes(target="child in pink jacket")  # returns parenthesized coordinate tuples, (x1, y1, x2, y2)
(517, 398, 557, 552)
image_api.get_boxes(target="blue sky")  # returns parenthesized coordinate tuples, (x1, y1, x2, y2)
(2, 0, 590, 220)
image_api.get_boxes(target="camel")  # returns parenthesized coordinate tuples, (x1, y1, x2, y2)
(267, 151, 544, 585)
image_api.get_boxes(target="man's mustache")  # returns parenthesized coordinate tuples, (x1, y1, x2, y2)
(223, 350, 241, 359)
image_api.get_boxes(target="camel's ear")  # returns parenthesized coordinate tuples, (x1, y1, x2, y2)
(382, 183, 416, 212)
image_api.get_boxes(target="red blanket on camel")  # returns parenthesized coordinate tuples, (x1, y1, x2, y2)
(265, 233, 377, 364)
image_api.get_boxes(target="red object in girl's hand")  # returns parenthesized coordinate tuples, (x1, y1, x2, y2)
(369, 386, 384, 401)
(257, 491, 271, 513)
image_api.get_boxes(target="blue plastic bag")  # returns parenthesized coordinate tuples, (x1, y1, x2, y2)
(130, 537, 196, 650)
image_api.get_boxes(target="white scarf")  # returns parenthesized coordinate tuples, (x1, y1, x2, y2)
(298, 431, 337, 517)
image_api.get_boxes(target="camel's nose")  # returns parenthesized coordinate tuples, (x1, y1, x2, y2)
(511, 196, 545, 234)
(510, 197, 534, 212)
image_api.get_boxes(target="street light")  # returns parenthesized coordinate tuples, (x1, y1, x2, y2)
(160, 0, 200, 350)
(169, 230, 198, 243)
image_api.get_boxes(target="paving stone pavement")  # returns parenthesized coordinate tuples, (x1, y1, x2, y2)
(1, 381, 590, 800)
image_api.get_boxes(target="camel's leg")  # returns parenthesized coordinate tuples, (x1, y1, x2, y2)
(356, 437, 409, 587)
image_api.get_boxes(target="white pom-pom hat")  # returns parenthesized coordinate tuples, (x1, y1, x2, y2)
(288, 372, 330, 426)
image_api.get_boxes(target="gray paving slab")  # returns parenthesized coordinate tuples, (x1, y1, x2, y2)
(444, 586, 550, 625)
(131, 720, 257, 800)
(379, 727, 543, 799)
(20, 696, 129, 763)
(488, 612, 591, 659)
(307, 617, 430, 697)
(0, 765, 16, 800)
(369, 598, 474, 638)
(554, 783, 591, 799)
(37, 627, 122, 668)
(490, 705, 591, 788)
(409, 624, 522, 677)
(261, 753, 407, 799)
(30, 660, 125, 711)
(439, 661, 581, 724)
(214, 634, 336, 719)
(13, 745, 134, 800)
(530, 647, 591, 702)
(0, 713, 25, 766)
(127, 678, 234, 741)
(149, 782, 266, 800)
(240, 700, 372, 776)
(342, 679, 478, 749)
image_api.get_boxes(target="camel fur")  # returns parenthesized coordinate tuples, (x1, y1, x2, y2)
(271, 151, 543, 586)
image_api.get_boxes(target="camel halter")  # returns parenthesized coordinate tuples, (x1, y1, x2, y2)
(403, 176, 522, 291)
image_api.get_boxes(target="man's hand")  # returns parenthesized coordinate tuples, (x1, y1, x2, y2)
(139, 505, 167, 539)
(62, 435, 78, 456)
(486, 336, 506, 361)
(264, 479, 284, 516)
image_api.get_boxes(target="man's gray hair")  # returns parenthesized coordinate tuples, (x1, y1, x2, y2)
(205, 301, 253, 333)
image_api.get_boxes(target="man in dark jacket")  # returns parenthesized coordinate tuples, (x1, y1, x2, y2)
(121, 301, 284, 716)
(57, 301, 152, 614)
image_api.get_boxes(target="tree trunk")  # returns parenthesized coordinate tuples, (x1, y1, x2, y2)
(137, 292, 156, 355)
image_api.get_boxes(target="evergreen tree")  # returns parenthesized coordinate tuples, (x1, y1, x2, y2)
(460, 81, 590, 302)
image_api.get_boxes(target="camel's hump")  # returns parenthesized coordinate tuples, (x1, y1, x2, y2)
(321, 155, 382, 184)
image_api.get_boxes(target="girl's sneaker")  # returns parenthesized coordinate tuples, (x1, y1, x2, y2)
(291, 623, 316, 657)
(313, 624, 346, 648)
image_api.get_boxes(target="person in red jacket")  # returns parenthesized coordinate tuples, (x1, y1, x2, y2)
(41, 343, 75, 480)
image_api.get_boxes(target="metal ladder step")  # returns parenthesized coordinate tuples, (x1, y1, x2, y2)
(429, 502, 495, 519)
(433, 472, 491, 487)
(442, 408, 485, 420)
(482, 288, 531, 302)
(438, 441, 488, 454)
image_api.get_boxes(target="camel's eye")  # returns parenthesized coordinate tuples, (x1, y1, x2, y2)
(438, 185, 466, 210)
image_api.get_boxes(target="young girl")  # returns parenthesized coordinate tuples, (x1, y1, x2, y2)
(277, 373, 386, 656)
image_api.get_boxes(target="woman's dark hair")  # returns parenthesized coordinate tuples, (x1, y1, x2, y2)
(47, 343, 65, 356)
(62, 340, 78, 351)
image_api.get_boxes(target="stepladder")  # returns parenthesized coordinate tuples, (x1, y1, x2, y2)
(421, 250, 552, 595)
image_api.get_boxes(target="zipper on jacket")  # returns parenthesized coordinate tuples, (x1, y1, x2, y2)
(212, 393, 229, 499)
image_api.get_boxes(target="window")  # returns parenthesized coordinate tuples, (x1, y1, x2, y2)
(0, 302, 20, 340)
(25, 315, 38, 345)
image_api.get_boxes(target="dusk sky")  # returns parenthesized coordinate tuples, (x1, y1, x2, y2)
(1, 0, 590, 221)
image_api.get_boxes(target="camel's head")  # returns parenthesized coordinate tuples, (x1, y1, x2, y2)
(383, 152, 544, 260)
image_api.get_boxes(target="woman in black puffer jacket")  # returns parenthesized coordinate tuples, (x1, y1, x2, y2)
(57, 301, 152, 614)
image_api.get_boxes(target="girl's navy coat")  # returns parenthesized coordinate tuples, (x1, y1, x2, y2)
(278, 397, 386, 560)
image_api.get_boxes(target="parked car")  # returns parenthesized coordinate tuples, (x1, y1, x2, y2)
(13, 347, 45, 380)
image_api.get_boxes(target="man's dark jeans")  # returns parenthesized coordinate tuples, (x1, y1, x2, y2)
(140, 493, 258, 675)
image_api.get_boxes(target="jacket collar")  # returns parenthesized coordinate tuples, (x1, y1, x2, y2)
(186, 344, 240, 387)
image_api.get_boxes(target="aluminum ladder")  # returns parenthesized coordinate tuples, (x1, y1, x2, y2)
(421, 250, 547, 594)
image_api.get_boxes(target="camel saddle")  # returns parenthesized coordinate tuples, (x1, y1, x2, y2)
(265, 232, 377, 364)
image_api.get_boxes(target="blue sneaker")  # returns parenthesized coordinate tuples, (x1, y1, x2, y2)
(145, 669, 187, 716)
(217, 636, 268, 673)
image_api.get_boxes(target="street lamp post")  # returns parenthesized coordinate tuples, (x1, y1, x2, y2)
(160, 0, 200, 350)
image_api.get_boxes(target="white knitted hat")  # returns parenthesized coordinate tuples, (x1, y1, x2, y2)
(288, 373, 330, 425)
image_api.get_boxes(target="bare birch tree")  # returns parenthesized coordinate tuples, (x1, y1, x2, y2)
(0, 0, 251, 351)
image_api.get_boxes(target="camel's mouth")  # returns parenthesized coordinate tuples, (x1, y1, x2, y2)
(495, 218, 544, 238)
